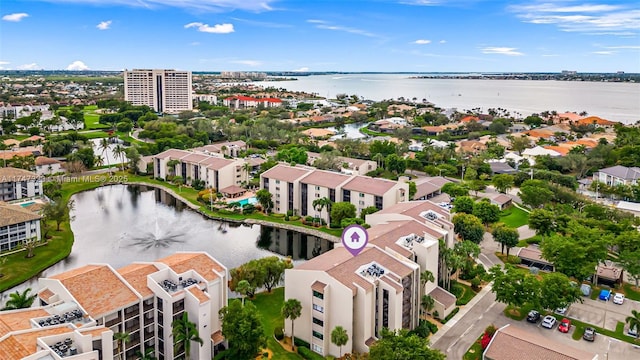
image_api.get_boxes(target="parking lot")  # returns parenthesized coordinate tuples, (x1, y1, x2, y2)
(567, 296, 640, 333)
(513, 314, 640, 360)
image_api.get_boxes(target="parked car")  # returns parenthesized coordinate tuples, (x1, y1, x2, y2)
(555, 306, 568, 315)
(599, 289, 611, 301)
(583, 327, 596, 341)
(629, 325, 638, 338)
(526, 310, 541, 323)
(558, 318, 571, 333)
(541, 315, 556, 329)
(613, 293, 625, 305)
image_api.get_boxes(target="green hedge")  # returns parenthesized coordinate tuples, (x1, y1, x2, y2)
(441, 307, 460, 324)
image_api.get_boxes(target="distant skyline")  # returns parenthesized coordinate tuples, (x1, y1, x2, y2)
(1, 0, 639, 73)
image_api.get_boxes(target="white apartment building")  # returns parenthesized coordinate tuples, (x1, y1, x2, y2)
(0, 202, 42, 252)
(30, 252, 228, 360)
(260, 164, 409, 221)
(0, 167, 43, 201)
(153, 149, 247, 192)
(124, 69, 193, 113)
(285, 246, 420, 357)
(306, 152, 377, 176)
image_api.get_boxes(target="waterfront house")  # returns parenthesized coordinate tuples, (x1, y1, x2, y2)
(0, 201, 42, 252)
(34, 252, 228, 360)
(35, 156, 63, 176)
(0, 167, 43, 201)
(284, 246, 420, 357)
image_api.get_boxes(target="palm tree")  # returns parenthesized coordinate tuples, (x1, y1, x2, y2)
(99, 138, 111, 170)
(331, 326, 348, 357)
(2, 288, 36, 310)
(312, 197, 333, 226)
(172, 313, 203, 358)
(372, 152, 385, 169)
(420, 270, 435, 291)
(236, 279, 253, 306)
(242, 162, 252, 185)
(421, 295, 435, 317)
(113, 332, 130, 360)
(113, 144, 125, 171)
(627, 310, 640, 338)
(282, 298, 302, 351)
(136, 347, 156, 360)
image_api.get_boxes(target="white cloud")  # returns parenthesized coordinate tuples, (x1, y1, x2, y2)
(2, 13, 29, 22)
(414, 39, 431, 44)
(185, 22, 234, 34)
(66, 60, 89, 70)
(0, 61, 9, 70)
(510, 2, 640, 35)
(605, 45, 640, 49)
(231, 60, 262, 66)
(593, 51, 615, 55)
(439, 40, 446, 44)
(37, 0, 275, 12)
(481, 47, 524, 56)
(292, 67, 309, 72)
(399, 0, 441, 5)
(96, 20, 112, 30)
(17, 63, 39, 70)
(190, 41, 200, 46)
(306, 19, 377, 37)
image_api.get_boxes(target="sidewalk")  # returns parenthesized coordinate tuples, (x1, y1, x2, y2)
(429, 282, 494, 345)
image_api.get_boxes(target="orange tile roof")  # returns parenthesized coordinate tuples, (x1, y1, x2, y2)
(0, 309, 48, 336)
(50, 265, 139, 318)
(188, 287, 210, 304)
(38, 289, 54, 303)
(525, 129, 554, 138)
(117, 263, 160, 298)
(211, 330, 225, 345)
(576, 116, 616, 126)
(78, 326, 111, 338)
(342, 175, 397, 196)
(0, 326, 73, 360)
(543, 146, 570, 156)
(157, 252, 225, 282)
(460, 116, 480, 123)
(261, 164, 312, 182)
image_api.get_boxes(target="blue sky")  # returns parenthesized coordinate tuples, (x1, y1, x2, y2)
(1, 0, 639, 72)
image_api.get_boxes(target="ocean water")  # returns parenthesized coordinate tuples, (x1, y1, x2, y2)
(256, 74, 640, 124)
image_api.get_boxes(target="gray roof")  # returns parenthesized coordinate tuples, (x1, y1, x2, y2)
(489, 161, 517, 174)
(598, 165, 640, 181)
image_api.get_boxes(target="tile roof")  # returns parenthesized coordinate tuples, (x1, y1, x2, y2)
(299, 169, 351, 188)
(367, 220, 436, 258)
(413, 177, 451, 199)
(484, 324, 596, 360)
(598, 165, 640, 181)
(0, 308, 49, 335)
(0, 326, 73, 360)
(0, 202, 42, 227)
(220, 185, 246, 195)
(261, 164, 312, 183)
(117, 263, 160, 298)
(311, 281, 327, 292)
(38, 289, 54, 303)
(342, 175, 397, 196)
(157, 252, 225, 282)
(187, 287, 210, 304)
(50, 265, 139, 318)
(78, 326, 111, 338)
(35, 156, 61, 166)
(577, 116, 616, 126)
(0, 167, 39, 183)
(429, 286, 456, 308)
(211, 330, 225, 345)
(517, 247, 552, 265)
(154, 149, 190, 160)
(375, 201, 451, 232)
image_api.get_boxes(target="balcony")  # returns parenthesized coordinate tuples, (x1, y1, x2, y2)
(125, 320, 140, 333)
(124, 309, 139, 321)
(172, 301, 185, 314)
(105, 317, 121, 328)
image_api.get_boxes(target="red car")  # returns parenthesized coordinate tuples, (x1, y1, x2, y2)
(558, 318, 571, 333)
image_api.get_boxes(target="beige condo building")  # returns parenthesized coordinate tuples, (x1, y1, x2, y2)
(124, 69, 193, 113)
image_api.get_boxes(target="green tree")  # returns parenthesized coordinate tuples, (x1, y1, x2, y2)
(452, 213, 485, 243)
(276, 147, 308, 165)
(136, 347, 156, 360)
(282, 298, 302, 351)
(261, 256, 293, 292)
(125, 147, 141, 174)
(236, 280, 253, 306)
(441, 182, 469, 197)
(508, 135, 530, 155)
(539, 272, 582, 311)
(1, 288, 36, 310)
(385, 153, 407, 174)
(256, 189, 274, 214)
(489, 265, 539, 309)
(369, 328, 445, 360)
(408, 181, 417, 199)
(42, 199, 75, 231)
(420, 270, 435, 290)
(172, 313, 203, 358)
(626, 310, 640, 338)
(519, 180, 554, 209)
(331, 326, 349, 357)
(619, 249, 640, 289)
(220, 301, 266, 359)
(331, 202, 356, 226)
(492, 174, 515, 194)
(312, 197, 333, 224)
(453, 196, 475, 214)
(528, 209, 556, 238)
(492, 225, 520, 256)
(113, 332, 130, 360)
(421, 295, 435, 317)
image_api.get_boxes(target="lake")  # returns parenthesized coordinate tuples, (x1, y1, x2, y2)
(1, 185, 333, 301)
(257, 74, 640, 124)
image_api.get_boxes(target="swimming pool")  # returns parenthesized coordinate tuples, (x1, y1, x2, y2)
(20, 201, 36, 207)
(238, 197, 257, 206)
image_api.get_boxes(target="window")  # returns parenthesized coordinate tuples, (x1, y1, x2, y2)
(313, 290, 324, 300)
(276, 180, 280, 184)
(313, 331, 324, 340)
(316, 186, 320, 190)
(359, 193, 365, 198)
(313, 304, 324, 313)
(312, 344, 323, 354)
(313, 317, 324, 327)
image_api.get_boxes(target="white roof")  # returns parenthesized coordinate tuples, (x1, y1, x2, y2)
(617, 201, 640, 213)
(522, 146, 561, 157)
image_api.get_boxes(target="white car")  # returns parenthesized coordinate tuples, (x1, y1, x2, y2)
(541, 315, 557, 329)
(613, 293, 625, 305)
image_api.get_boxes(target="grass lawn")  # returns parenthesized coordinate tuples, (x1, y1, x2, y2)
(251, 288, 304, 360)
(463, 334, 483, 360)
(623, 283, 640, 302)
(0, 180, 102, 292)
(452, 281, 478, 306)
(499, 206, 529, 228)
